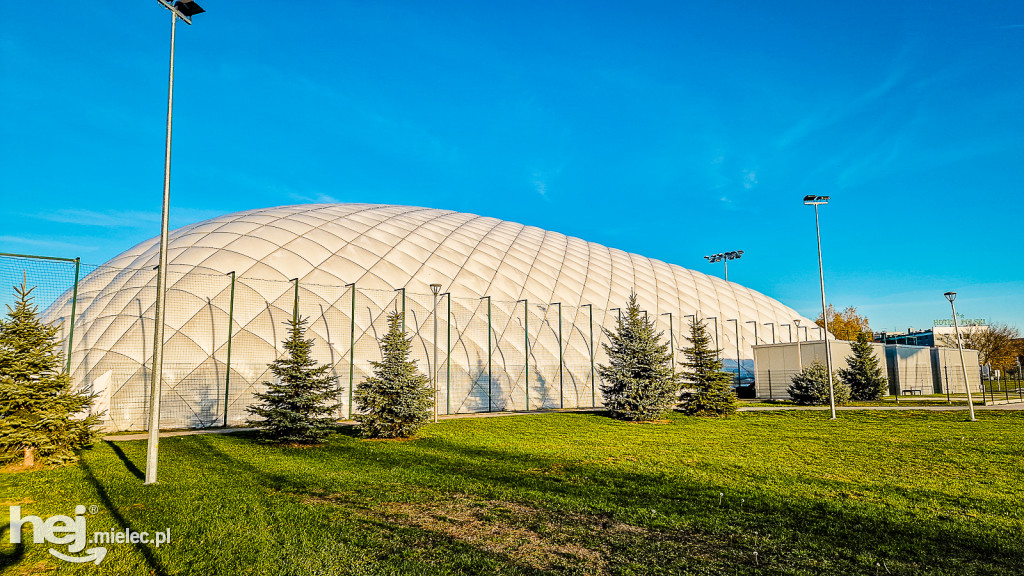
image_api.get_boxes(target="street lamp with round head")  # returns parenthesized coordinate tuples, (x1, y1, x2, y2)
(943, 290, 976, 421)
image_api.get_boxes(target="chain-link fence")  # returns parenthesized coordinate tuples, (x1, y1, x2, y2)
(754, 364, 987, 401)
(4, 254, 653, 431)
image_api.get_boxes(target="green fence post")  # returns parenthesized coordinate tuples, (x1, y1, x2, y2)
(347, 282, 356, 419)
(517, 299, 529, 411)
(65, 257, 81, 374)
(444, 292, 451, 414)
(223, 271, 236, 427)
(481, 296, 492, 412)
(661, 311, 673, 380)
(551, 302, 563, 408)
(590, 304, 596, 407)
(291, 278, 299, 325)
(394, 287, 406, 332)
(584, 304, 596, 407)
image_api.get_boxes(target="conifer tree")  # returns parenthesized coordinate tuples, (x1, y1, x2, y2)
(597, 292, 677, 421)
(839, 331, 889, 400)
(0, 279, 100, 466)
(355, 311, 434, 438)
(787, 360, 851, 406)
(678, 317, 737, 416)
(247, 316, 339, 444)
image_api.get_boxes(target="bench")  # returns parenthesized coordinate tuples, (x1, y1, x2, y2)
(903, 389, 922, 396)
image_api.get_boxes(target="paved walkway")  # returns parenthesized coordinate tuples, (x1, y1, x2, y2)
(104, 404, 1020, 441)
(739, 403, 1023, 412)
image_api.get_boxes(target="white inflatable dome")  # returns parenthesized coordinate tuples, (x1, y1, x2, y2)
(48, 203, 816, 430)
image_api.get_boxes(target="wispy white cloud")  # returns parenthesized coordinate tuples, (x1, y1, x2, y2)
(27, 209, 158, 228)
(287, 192, 342, 204)
(0, 235, 98, 252)
(742, 169, 758, 190)
(777, 58, 911, 148)
(531, 171, 554, 202)
(21, 207, 225, 230)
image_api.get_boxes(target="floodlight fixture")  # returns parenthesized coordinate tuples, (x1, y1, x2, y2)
(704, 250, 743, 281)
(157, 0, 204, 24)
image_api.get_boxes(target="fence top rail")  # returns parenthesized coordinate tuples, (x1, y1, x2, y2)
(0, 252, 79, 263)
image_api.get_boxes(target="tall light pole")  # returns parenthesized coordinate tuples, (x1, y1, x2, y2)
(146, 0, 205, 486)
(804, 194, 836, 420)
(944, 291, 977, 421)
(704, 250, 744, 282)
(430, 283, 442, 423)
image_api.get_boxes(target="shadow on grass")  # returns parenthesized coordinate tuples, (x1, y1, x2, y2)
(194, 426, 1024, 575)
(79, 458, 169, 576)
(104, 440, 144, 481)
(185, 435, 553, 575)
(0, 523, 26, 571)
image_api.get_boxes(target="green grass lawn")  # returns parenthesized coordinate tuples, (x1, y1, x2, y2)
(2, 410, 1022, 575)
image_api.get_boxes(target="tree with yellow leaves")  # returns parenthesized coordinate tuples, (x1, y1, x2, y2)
(815, 305, 870, 341)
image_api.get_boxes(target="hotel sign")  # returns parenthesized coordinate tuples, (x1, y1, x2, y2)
(933, 314, 987, 327)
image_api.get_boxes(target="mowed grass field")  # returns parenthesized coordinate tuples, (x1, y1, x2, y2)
(2, 410, 1022, 575)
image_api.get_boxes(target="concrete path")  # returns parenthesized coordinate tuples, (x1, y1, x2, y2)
(739, 403, 1023, 412)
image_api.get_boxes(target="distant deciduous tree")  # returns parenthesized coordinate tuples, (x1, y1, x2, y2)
(937, 323, 1021, 372)
(815, 305, 870, 341)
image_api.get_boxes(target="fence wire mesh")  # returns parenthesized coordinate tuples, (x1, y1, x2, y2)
(6, 255, 672, 431)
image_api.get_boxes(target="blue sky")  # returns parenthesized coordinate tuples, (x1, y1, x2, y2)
(2, 1, 1022, 332)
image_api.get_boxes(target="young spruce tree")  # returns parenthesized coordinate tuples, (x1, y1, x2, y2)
(355, 311, 434, 438)
(839, 331, 888, 400)
(787, 360, 851, 406)
(678, 317, 737, 416)
(597, 292, 677, 421)
(247, 316, 338, 444)
(0, 280, 100, 466)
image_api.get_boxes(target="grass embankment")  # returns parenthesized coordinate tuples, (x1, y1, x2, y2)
(2, 410, 1022, 575)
